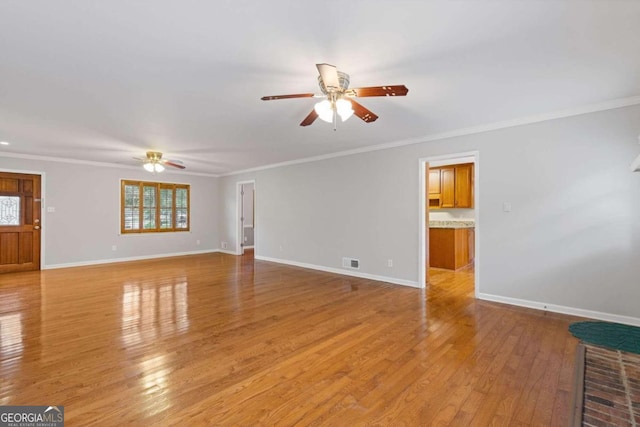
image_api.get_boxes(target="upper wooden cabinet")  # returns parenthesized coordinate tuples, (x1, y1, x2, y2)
(428, 169, 441, 194)
(454, 163, 473, 208)
(440, 167, 456, 208)
(428, 163, 474, 209)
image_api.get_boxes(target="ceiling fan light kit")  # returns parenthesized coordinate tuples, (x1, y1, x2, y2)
(335, 98, 354, 121)
(134, 151, 186, 173)
(261, 63, 408, 129)
(314, 99, 333, 122)
(143, 161, 165, 173)
(314, 96, 354, 123)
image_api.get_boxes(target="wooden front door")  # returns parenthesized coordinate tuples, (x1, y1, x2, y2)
(0, 172, 41, 273)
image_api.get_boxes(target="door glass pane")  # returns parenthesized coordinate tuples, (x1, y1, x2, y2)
(0, 196, 20, 225)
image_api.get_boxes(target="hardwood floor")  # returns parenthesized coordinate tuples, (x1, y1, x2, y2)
(0, 253, 580, 425)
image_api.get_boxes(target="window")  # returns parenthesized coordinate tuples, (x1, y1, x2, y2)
(121, 180, 190, 233)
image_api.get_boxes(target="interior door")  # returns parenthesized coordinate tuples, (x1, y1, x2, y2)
(0, 172, 41, 273)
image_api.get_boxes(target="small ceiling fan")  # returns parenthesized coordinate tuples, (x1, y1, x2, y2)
(261, 63, 408, 129)
(133, 151, 186, 173)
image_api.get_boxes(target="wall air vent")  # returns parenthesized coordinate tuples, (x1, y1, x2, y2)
(342, 257, 360, 270)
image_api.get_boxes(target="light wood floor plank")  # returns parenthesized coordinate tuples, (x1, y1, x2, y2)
(0, 253, 581, 425)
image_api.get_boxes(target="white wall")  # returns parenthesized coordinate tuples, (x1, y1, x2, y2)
(220, 105, 640, 322)
(0, 157, 219, 267)
(3, 105, 639, 324)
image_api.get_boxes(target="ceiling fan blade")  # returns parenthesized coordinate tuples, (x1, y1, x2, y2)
(162, 160, 186, 169)
(261, 93, 315, 101)
(350, 99, 379, 123)
(316, 63, 340, 91)
(350, 85, 409, 97)
(300, 109, 319, 127)
(132, 156, 146, 161)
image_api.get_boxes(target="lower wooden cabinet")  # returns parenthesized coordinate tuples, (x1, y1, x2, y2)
(429, 227, 475, 270)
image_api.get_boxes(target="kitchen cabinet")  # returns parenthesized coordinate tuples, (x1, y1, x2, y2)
(428, 163, 473, 209)
(428, 169, 441, 194)
(440, 167, 455, 208)
(454, 163, 473, 208)
(429, 227, 475, 270)
(428, 169, 442, 209)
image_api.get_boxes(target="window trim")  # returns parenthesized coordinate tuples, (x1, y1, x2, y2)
(120, 180, 190, 234)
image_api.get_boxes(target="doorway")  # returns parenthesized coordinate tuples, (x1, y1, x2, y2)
(236, 180, 255, 255)
(0, 171, 42, 273)
(419, 152, 478, 294)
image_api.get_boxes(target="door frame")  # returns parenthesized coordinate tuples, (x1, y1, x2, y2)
(418, 151, 479, 296)
(0, 168, 46, 269)
(235, 179, 256, 255)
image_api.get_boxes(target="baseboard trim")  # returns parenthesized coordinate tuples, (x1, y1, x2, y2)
(218, 249, 240, 255)
(44, 249, 221, 270)
(478, 292, 640, 327)
(254, 255, 420, 288)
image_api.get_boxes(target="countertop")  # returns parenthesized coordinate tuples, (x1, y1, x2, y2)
(429, 220, 475, 229)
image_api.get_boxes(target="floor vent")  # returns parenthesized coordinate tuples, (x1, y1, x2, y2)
(342, 257, 360, 270)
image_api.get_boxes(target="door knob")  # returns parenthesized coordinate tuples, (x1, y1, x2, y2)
(34, 226, 40, 230)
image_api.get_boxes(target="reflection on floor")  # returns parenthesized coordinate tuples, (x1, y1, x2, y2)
(429, 263, 475, 290)
(0, 253, 578, 425)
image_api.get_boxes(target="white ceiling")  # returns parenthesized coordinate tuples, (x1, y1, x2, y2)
(1, 1, 639, 175)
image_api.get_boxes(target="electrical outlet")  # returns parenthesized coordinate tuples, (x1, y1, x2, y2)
(111, 245, 117, 251)
(221, 242, 228, 249)
(196, 240, 200, 245)
(387, 259, 393, 268)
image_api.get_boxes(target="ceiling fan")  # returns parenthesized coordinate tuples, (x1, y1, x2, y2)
(261, 63, 409, 129)
(133, 151, 186, 173)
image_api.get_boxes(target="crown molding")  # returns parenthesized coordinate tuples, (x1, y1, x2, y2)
(0, 151, 220, 178)
(222, 94, 640, 176)
(2, 95, 639, 178)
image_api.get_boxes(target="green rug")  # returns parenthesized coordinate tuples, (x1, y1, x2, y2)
(569, 321, 640, 354)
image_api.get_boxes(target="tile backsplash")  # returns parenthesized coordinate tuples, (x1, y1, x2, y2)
(428, 208, 475, 221)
